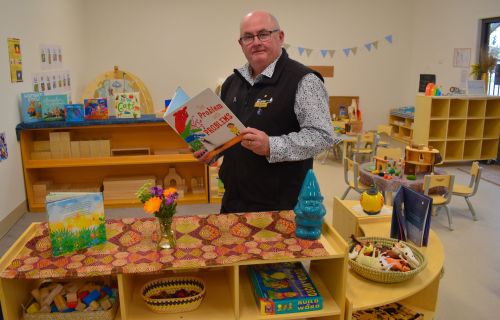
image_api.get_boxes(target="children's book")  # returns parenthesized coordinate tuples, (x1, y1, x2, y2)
(391, 186, 432, 247)
(20, 92, 44, 123)
(248, 262, 323, 315)
(41, 94, 68, 121)
(163, 87, 245, 161)
(46, 192, 107, 256)
(83, 98, 108, 120)
(113, 92, 141, 118)
(65, 104, 84, 122)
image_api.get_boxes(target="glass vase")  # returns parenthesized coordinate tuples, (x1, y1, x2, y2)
(156, 215, 176, 249)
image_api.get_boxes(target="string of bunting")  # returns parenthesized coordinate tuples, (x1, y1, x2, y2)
(284, 34, 393, 59)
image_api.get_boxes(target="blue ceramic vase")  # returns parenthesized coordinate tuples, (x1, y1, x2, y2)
(294, 169, 326, 240)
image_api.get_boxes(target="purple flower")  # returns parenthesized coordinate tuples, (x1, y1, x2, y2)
(165, 197, 174, 206)
(150, 186, 164, 197)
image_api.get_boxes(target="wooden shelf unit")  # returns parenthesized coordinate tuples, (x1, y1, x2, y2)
(413, 96, 500, 162)
(0, 221, 348, 320)
(18, 120, 210, 211)
(388, 113, 414, 143)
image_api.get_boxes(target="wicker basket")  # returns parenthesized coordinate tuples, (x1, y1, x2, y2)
(348, 237, 427, 283)
(141, 277, 206, 314)
(23, 300, 118, 320)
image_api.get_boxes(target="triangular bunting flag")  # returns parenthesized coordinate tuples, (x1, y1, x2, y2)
(283, 43, 291, 51)
(351, 47, 357, 55)
(320, 49, 328, 58)
(328, 50, 335, 58)
(343, 48, 350, 57)
(298, 47, 305, 56)
(305, 48, 313, 57)
(373, 41, 378, 49)
(365, 43, 372, 51)
(385, 35, 393, 44)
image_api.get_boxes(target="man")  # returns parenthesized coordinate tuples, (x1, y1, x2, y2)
(203, 10, 333, 213)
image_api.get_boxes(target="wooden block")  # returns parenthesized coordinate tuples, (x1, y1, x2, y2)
(99, 296, 112, 310)
(89, 140, 101, 157)
(31, 288, 42, 304)
(75, 300, 86, 311)
(31, 151, 52, 160)
(49, 132, 61, 156)
(60, 139, 71, 159)
(33, 140, 50, 152)
(33, 180, 52, 203)
(100, 140, 111, 157)
(111, 147, 150, 156)
(53, 294, 67, 312)
(70, 141, 80, 158)
(42, 283, 63, 306)
(79, 141, 91, 158)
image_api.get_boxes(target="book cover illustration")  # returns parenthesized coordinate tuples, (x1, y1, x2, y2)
(83, 98, 108, 120)
(20, 92, 44, 123)
(41, 94, 68, 121)
(248, 262, 323, 315)
(391, 186, 432, 247)
(163, 87, 245, 160)
(114, 92, 141, 118)
(46, 192, 107, 256)
(65, 104, 84, 122)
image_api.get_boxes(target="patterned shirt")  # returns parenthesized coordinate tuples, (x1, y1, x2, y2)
(236, 53, 334, 163)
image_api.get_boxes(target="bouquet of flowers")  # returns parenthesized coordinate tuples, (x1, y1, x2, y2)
(136, 183, 179, 219)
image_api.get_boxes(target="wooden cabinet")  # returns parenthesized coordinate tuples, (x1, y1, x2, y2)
(388, 113, 414, 143)
(413, 96, 500, 162)
(331, 198, 444, 320)
(0, 219, 348, 320)
(17, 117, 209, 212)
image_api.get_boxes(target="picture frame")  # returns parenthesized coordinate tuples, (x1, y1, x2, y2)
(453, 48, 471, 68)
(466, 79, 486, 95)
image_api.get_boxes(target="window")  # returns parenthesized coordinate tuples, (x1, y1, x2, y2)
(479, 17, 500, 95)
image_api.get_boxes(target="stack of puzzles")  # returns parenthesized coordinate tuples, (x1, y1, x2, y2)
(103, 175, 156, 200)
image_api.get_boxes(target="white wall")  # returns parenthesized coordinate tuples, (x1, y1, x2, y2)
(0, 0, 85, 221)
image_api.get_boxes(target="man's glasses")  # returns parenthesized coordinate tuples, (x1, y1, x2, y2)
(239, 29, 280, 45)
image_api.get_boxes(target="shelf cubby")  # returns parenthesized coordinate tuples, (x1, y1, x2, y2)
(463, 140, 482, 160)
(445, 141, 464, 161)
(449, 99, 468, 118)
(485, 99, 500, 117)
(429, 119, 447, 140)
(483, 119, 500, 139)
(447, 119, 466, 140)
(465, 119, 484, 139)
(467, 99, 486, 118)
(430, 99, 449, 118)
(481, 139, 499, 159)
(428, 140, 445, 156)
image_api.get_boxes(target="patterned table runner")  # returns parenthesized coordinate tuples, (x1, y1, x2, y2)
(1, 211, 328, 279)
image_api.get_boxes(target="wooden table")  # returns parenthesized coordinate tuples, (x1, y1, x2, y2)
(332, 198, 445, 320)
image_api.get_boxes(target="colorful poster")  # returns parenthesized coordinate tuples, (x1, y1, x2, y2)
(7, 38, 23, 83)
(0, 132, 8, 161)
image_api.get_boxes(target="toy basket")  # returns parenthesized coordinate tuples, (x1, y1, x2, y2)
(348, 237, 427, 283)
(141, 277, 206, 313)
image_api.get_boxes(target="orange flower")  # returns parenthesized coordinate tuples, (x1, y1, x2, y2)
(163, 188, 177, 197)
(144, 196, 162, 214)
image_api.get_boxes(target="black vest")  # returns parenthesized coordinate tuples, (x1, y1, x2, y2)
(219, 49, 323, 213)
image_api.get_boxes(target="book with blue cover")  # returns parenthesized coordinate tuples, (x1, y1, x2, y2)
(65, 104, 84, 122)
(20, 92, 44, 123)
(41, 94, 68, 121)
(248, 262, 323, 315)
(391, 186, 432, 247)
(46, 192, 107, 256)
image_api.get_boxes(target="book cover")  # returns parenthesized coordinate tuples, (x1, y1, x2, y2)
(391, 186, 432, 247)
(46, 192, 107, 256)
(83, 98, 108, 120)
(248, 262, 323, 315)
(114, 92, 141, 118)
(163, 88, 245, 160)
(20, 92, 44, 123)
(65, 104, 84, 122)
(41, 94, 68, 121)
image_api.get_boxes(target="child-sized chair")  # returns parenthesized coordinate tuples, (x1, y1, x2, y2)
(423, 174, 455, 231)
(452, 161, 482, 221)
(341, 157, 371, 199)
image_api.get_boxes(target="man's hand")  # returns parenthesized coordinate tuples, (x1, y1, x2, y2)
(241, 127, 270, 156)
(191, 147, 214, 165)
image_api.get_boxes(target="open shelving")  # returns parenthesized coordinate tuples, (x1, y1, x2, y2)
(388, 113, 414, 143)
(413, 96, 500, 162)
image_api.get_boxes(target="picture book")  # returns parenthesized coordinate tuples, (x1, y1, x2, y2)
(46, 192, 107, 256)
(163, 87, 245, 161)
(113, 92, 141, 118)
(391, 186, 432, 247)
(65, 104, 84, 122)
(20, 92, 44, 123)
(248, 262, 323, 315)
(41, 94, 68, 121)
(83, 98, 108, 120)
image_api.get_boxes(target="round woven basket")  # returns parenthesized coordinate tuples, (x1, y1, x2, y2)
(141, 277, 206, 313)
(348, 237, 427, 283)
